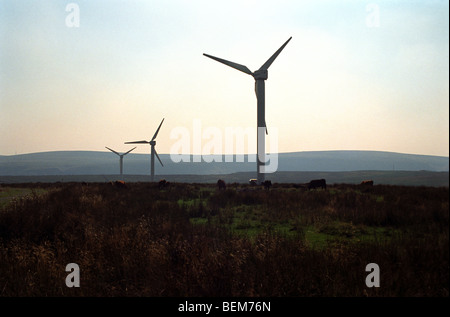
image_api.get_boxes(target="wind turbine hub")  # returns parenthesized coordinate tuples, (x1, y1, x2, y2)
(150, 140, 156, 146)
(253, 69, 268, 80)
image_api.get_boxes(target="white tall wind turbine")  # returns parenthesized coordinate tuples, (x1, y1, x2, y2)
(105, 146, 136, 176)
(204, 37, 292, 184)
(125, 118, 164, 182)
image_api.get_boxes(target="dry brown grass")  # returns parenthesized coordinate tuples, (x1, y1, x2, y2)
(0, 182, 448, 296)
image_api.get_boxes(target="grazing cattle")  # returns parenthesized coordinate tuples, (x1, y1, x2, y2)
(361, 180, 374, 186)
(263, 180, 272, 190)
(308, 179, 326, 190)
(249, 179, 258, 186)
(158, 179, 169, 189)
(217, 179, 226, 190)
(112, 180, 127, 189)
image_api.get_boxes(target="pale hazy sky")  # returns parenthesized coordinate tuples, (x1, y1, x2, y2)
(1, 0, 449, 156)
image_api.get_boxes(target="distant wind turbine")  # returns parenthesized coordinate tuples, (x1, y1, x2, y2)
(125, 118, 164, 182)
(105, 146, 136, 176)
(203, 37, 292, 184)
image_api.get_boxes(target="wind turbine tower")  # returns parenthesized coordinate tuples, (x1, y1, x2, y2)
(105, 146, 136, 176)
(125, 118, 164, 182)
(204, 37, 292, 184)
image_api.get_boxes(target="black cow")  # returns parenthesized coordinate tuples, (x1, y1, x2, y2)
(158, 179, 169, 189)
(249, 179, 258, 186)
(263, 180, 272, 190)
(360, 180, 374, 186)
(307, 179, 326, 190)
(217, 179, 226, 190)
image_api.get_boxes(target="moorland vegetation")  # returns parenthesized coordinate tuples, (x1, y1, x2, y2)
(0, 181, 448, 296)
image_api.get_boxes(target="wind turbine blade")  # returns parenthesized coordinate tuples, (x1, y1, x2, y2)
(123, 147, 137, 155)
(125, 141, 149, 144)
(203, 53, 253, 76)
(265, 121, 268, 135)
(155, 150, 164, 167)
(259, 37, 292, 71)
(151, 118, 165, 141)
(105, 147, 120, 156)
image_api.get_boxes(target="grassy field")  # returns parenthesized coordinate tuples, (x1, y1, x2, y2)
(1, 170, 449, 187)
(0, 181, 448, 296)
(0, 186, 48, 209)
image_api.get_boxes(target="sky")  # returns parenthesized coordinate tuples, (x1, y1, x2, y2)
(0, 0, 449, 157)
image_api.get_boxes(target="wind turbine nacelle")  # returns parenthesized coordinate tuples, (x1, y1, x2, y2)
(150, 140, 156, 146)
(253, 69, 268, 80)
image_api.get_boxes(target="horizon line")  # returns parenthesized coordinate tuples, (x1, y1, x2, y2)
(1, 149, 449, 158)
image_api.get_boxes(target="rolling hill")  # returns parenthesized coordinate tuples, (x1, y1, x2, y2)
(0, 150, 447, 176)
(0, 150, 448, 186)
